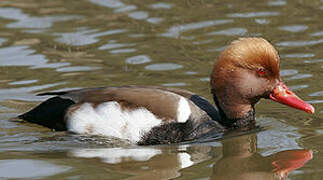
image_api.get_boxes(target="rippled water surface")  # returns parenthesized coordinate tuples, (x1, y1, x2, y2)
(0, 0, 322, 179)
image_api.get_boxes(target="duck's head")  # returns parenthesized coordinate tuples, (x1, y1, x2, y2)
(210, 37, 314, 122)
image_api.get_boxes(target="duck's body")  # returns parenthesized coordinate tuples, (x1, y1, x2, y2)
(19, 86, 224, 144)
(19, 38, 314, 145)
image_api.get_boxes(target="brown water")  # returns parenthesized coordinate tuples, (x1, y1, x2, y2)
(0, 0, 322, 179)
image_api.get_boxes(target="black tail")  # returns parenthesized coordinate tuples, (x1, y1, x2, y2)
(18, 97, 75, 131)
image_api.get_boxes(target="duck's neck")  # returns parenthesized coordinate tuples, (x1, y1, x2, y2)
(212, 89, 256, 129)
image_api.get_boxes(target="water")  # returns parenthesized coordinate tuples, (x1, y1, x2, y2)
(0, 0, 322, 179)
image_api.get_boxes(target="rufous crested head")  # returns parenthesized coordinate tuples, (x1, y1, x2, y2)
(211, 37, 280, 88)
(229, 38, 279, 74)
(210, 37, 314, 121)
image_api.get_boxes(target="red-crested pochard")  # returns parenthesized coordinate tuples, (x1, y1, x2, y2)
(18, 37, 315, 145)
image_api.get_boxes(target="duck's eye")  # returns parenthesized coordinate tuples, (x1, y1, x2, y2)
(258, 67, 265, 75)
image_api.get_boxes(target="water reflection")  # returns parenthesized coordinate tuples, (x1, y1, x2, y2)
(70, 144, 210, 179)
(69, 133, 312, 180)
(72, 148, 162, 164)
(212, 134, 312, 180)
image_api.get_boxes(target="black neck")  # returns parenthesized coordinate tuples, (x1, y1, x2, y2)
(212, 90, 256, 129)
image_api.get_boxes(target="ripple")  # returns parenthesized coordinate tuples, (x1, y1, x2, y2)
(281, 53, 315, 58)
(145, 63, 183, 71)
(306, 100, 323, 104)
(280, 69, 298, 76)
(0, 159, 71, 179)
(150, 2, 173, 9)
(128, 34, 145, 38)
(185, 71, 198, 75)
(114, 5, 137, 13)
(128, 11, 149, 20)
(110, 48, 136, 54)
(88, 0, 124, 8)
(289, 84, 309, 91)
(0, 7, 25, 20)
(285, 74, 312, 80)
(276, 39, 323, 47)
(99, 42, 135, 50)
(192, 39, 214, 45)
(88, 0, 138, 13)
(208, 28, 247, 36)
(162, 82, 186, 87)
(56, 28, 97, 46)
(147, 17, 164, 24)
(0, 133, 40, 143)
(161, 19, 234, 38)
(14, 38, 40, 46)
(0, 82, 65, 101)
(56, 66, 100, 72)
(309, 91, 323, 97)
(9, 80, 38, 85)
(304, 59, 323, 63)
(311, 31, 323, 36)
(255, 19, 271, 24)
(0, 118, 20, 129)
(268, 0, 286, 6)
(56, 28, 127, 46)
(0, 45, 69, 69)
(125, 55, 152, 64)
(0, 8, 81, 32)
(0, 38, 7, 46)
(278, 25, 308, 32)
(227, 12, 279, 18)
(11, 15, 81, 30)
(200, 77, 210, 82)
(213, 46, 227, 52)
(257, 119, 301, 154)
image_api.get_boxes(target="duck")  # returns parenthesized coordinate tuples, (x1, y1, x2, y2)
(18, 37, 315, 145)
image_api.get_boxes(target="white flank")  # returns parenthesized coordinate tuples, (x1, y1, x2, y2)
(71, 147, 162, 164)
(177, 97, 191, 123)
(66, 102, 162, 143)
